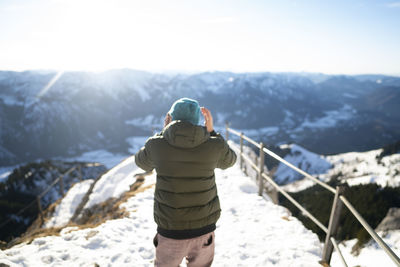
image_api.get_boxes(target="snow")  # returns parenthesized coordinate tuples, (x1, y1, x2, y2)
(2, 145, 324, 267)
(282, 177, 317, 192)
(275, 144, 331, 185)
(277, 144, 400, 192)
(331, 230, 400, 267)
(241, 126, 280, 137)
(83, 156, 142, 209)
(0, 170, 12, 183)
(295, 105, 356, 131)
(213, 166, 322, 266)
(44, 179, 94, 228)
(343, 93, 357, 98)
(96, 131, 105, 139)
(322, 149, 400, 188)
(2, 140, 398, 266)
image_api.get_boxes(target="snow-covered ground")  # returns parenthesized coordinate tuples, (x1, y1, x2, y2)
(331, 230, 400, 267)
(83, 156, 142, 210)
(1, 141, 399, 267)
(44, 179, 94, 228)
(1, 151, 324, 266)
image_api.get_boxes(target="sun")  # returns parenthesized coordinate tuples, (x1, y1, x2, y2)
(33, 0, 164, 71)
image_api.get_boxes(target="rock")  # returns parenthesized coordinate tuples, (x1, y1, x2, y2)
(375, 207, 400, 232)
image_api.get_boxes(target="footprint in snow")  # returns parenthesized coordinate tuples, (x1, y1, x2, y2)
(239, 183, 257, 194)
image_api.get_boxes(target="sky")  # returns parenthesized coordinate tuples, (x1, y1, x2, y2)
(0, 0, 399, 75)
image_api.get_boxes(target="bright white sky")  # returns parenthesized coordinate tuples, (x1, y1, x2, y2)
(0, 0, 399, 75)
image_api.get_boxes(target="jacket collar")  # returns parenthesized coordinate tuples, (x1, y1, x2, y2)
(163, 121, 210, 148)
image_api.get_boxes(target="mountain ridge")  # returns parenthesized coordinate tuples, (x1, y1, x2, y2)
(1, 69, 400, 166)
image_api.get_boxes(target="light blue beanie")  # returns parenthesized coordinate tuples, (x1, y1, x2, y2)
(169, 98, 201, 125)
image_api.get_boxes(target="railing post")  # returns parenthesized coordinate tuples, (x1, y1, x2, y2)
(258, 143, 265, 196)
(37, 196, 44, 225)
(321, 185, 346, 265)
(59, 175, 64, 197)
(240, 132, 244, 171)
(78, 165, 83, 181)
(225, 123, 229, 140)
(267, 182, 279, 204)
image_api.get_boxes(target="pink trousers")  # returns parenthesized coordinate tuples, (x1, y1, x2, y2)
(154, 232, 215, 267)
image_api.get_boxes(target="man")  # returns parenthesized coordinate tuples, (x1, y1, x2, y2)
(135, 97, 237, 267)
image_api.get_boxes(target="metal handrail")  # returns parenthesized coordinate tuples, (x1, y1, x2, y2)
(330, 237, 348, 267)
(228, 127, 335, 193)
(227, 128, 261, 148)
(230, 142, 329, 233)
(0, 164, 88, 230)
(38, 167, 76, 198)
(234, 145, 259, 172)
(261, 172, 328, 233)
(262, 147, 336, 194)
(38, 176, 62, 198)
(340, 196, 400, 265)
(226, 126, 400, 267)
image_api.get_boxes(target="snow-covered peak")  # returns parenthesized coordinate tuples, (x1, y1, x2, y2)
(277, 143, 400, 193)
(274, 144, 331, 185)
(322, 148, 400, 188)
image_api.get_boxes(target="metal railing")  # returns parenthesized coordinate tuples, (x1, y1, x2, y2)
(0, 163, 100, 230)
(36, 166, 82, 224)
(225, 125, 400, 267)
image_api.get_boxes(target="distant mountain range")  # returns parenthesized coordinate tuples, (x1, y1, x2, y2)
(1, 69, 400, 166)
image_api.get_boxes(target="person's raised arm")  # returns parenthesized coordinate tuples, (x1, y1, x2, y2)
(135, 142, 155, 172)
(201, 107, 236, 168)
(217, 139, 237, 169)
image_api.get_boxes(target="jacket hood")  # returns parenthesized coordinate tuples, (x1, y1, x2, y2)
(163, 121, 210, 148)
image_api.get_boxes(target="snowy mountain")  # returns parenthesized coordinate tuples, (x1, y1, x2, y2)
(1, 69, 400, 166)
(274, 144, 331, 185)
(271, 142, 400, 193)
(1, 140, 398, 266)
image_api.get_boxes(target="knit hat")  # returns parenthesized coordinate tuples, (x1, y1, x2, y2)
(168, 98, 201, 125)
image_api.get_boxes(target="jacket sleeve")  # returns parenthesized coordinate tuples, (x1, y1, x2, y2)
(216, 136, 237, 169)
(135, 141, 155, 172)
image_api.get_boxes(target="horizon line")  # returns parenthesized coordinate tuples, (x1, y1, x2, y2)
(0, 67, 399, 78)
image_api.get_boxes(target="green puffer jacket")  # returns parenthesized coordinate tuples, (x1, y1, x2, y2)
(135, 120, 237, 231)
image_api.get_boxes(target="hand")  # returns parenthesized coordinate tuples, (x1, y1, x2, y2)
(164, 113, 172, 128)
(201, 107, 214, 133)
